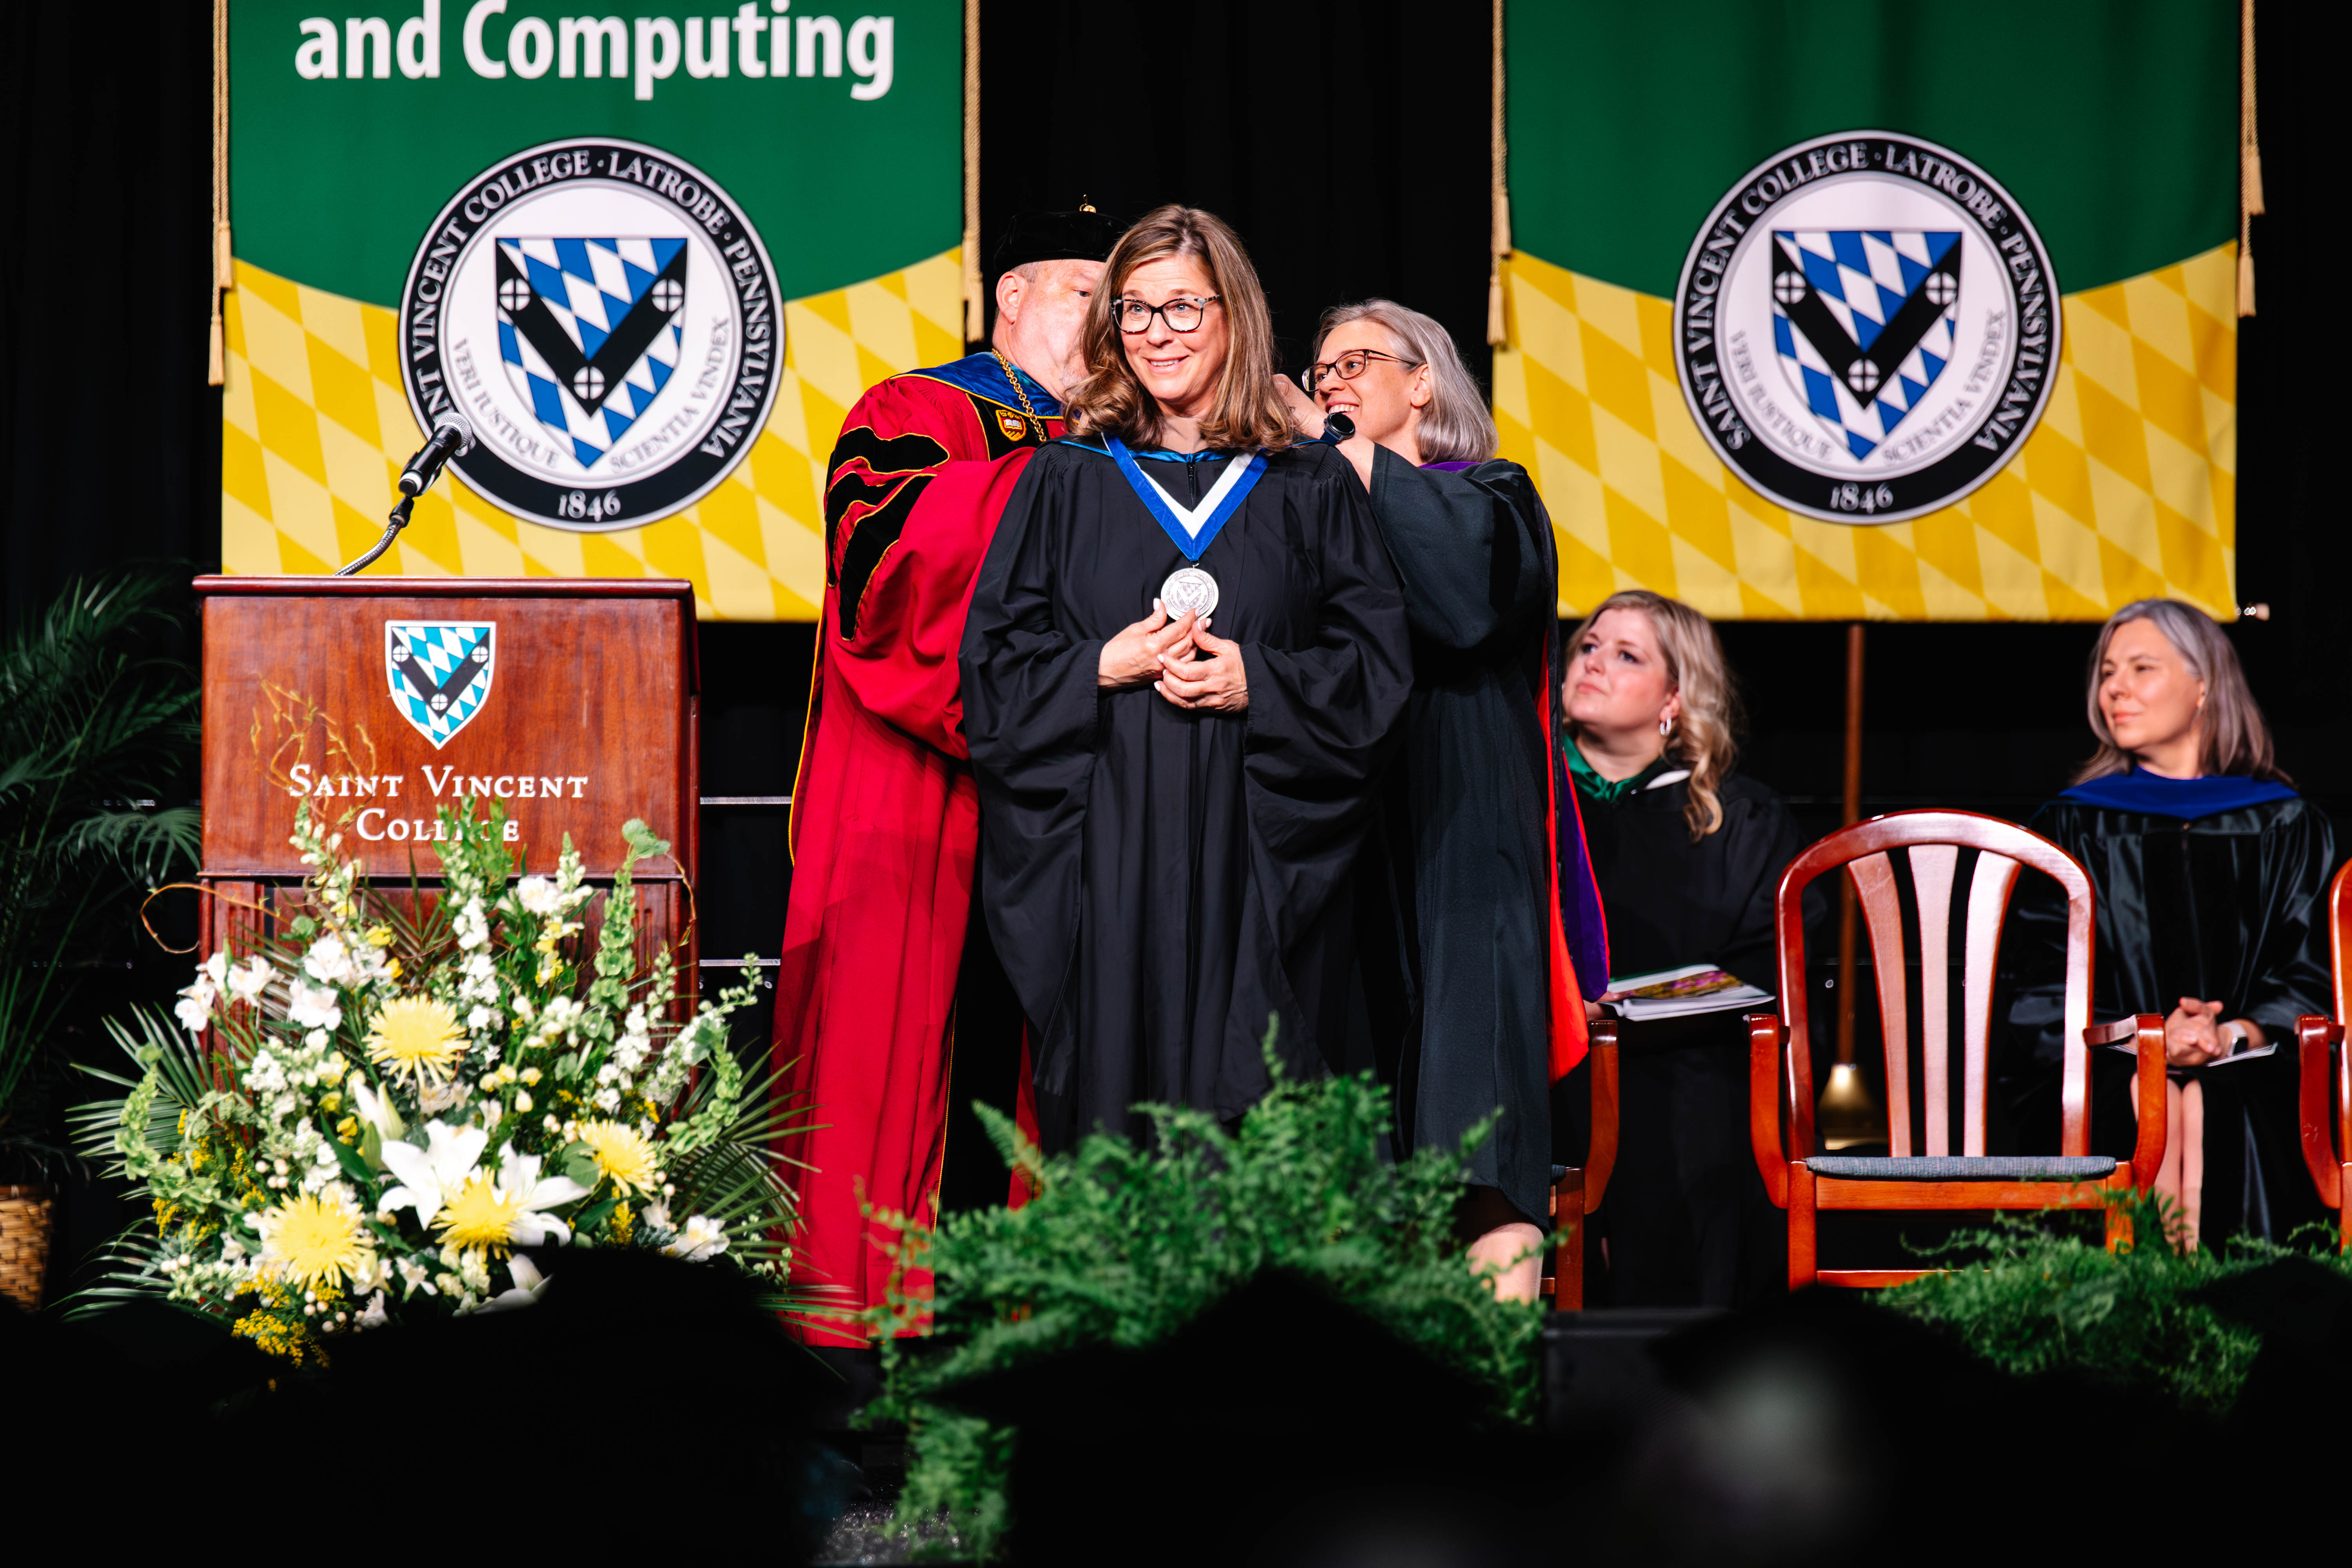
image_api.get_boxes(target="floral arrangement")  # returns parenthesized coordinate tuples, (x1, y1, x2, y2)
(73, 797, 805, 1364)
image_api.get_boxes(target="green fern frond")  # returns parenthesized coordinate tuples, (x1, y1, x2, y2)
(862, 1018, 1544, 1560)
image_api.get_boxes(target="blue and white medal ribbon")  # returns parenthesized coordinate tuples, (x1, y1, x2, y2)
(1105, 435, 1266, 566)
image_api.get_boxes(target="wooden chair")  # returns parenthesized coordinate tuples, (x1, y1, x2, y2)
(1546, 1018, 1618, 1309)
(2294, 860, 2352, 1250)
(1748, 810, 2169, 1289)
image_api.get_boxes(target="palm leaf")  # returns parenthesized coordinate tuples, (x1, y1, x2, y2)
(2, 572, 200, 1147)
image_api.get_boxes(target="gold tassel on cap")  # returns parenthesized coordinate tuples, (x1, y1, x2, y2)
(209, 0, 232, 386)
(1486, 0, 1508, 347)
(960, 0, 983, 343)
(2239, 0, 2260, 318)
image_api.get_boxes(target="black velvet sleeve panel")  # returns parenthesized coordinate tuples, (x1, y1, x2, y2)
(1577, 771, 1804, 992)
(1364, 448, 1553, 667)
(2003, 796, 2337, 1073)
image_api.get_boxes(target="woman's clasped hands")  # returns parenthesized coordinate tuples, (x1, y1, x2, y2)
(2163, 995, 2261, 1066)
(1094, 598, 1249, 712)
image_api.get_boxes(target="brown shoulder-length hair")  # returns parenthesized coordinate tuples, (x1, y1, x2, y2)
(1061, 205, 1298, 453)
(2073, 598, 2288, 784)
(1564, 590, 1742, 842)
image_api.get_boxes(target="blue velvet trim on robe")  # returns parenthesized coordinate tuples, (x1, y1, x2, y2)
(901, 351, 1064, 416)
(2058, 771, 2298, 820)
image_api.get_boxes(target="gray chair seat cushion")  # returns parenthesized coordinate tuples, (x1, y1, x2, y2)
(1804, 1155, 2118, 1181)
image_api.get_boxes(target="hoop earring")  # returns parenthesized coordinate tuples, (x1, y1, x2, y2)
(1659, 715, 1673, 738)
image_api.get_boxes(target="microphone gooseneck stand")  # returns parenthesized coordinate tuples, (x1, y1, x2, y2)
(336, 494, 416, 577)
(334, 415, 477, 576)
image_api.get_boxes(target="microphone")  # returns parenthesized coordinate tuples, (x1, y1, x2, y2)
(398, 415, 476, 496)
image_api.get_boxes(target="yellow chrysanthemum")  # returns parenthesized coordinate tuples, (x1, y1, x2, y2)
(577, 1120, 662, 1196)
(436, 1174, 525, 1256)
(254, 1192, 372, 1289)
(364, 995, 466, 1084)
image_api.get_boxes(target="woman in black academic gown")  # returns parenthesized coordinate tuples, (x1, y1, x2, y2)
(960, 207, 1412, 1153)
(2002, 599, 2331, 1247)
(1563, 592, 1796, 1306)
(1276, 299, 1601, 1302)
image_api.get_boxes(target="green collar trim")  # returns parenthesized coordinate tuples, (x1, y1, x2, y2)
(1568, 744, 1675, 805)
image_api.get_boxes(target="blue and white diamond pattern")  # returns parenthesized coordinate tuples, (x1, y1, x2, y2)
(1771, 230, 1960, 460)
(385, 621, 496, 750)
(496, 237, 687, 470)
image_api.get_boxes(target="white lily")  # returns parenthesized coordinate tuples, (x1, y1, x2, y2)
(490, 1144, 592, 1247)
(477, 1252, 551, 1313)
(348, 1076, 406, 1143)
(664, 1214, 729, 1262)
(376, 1120, 488, 1232)
(356, 1289, 390, 1328)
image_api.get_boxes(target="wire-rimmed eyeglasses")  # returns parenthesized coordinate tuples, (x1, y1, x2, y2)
(1112, 296, 1222, 334)
(1301, 348, 1420, 394)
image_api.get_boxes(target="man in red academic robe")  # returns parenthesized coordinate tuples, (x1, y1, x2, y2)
(777, 210, 1121, 1347)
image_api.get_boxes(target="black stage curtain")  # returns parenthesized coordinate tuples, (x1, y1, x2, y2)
(0, 2, 219, 621)
(980, 0, 1493, 382)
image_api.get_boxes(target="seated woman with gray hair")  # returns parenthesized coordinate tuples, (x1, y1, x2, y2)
(1279, 302, 1607, 1302)
(2003, 598, 2332, 1248)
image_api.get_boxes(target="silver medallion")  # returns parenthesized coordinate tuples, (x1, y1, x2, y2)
(1159, 566, 1220, 620)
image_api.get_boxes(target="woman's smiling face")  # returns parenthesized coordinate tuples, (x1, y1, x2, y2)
(1117, 254, 1228, 423)
(1312, 321, 1429, 450)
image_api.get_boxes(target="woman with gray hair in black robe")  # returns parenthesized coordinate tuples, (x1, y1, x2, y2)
(1279, 301, 1609, 1302)
(2002, 598, 2331, 1248)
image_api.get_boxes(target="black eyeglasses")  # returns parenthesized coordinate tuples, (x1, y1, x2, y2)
(1302, 348, 1420, 393)
(1112, 296, 1221, 333)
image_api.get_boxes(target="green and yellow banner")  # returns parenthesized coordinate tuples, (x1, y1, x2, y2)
(1499, 0, 2242, 620)
(221, 0, 962, 617)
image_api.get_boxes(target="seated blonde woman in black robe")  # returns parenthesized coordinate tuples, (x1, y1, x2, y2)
(1560, 591, 1798, 1308)
(1278, 301, 1606, 1303)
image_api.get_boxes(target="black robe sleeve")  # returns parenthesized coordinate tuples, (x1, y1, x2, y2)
(1366, 447, 1553, 659)
(1358, 449, 1560, 1226)
(1232, 457, 1421, 899)
(2237, 802, 2335, 1041)
(955, 451, 1101, 1033)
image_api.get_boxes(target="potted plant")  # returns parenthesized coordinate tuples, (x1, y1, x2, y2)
(0, 575, 199, 1310)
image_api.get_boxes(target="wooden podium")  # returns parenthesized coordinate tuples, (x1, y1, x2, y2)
(192, 577, 698, 970)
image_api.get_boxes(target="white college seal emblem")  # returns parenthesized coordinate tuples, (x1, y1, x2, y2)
(399, 139, 780, 532)
(1674, 131, 2059, 524)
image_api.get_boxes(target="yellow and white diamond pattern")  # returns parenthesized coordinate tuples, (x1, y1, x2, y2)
(220, 249, 968, 620)
(1496, 243, 2238, 621)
